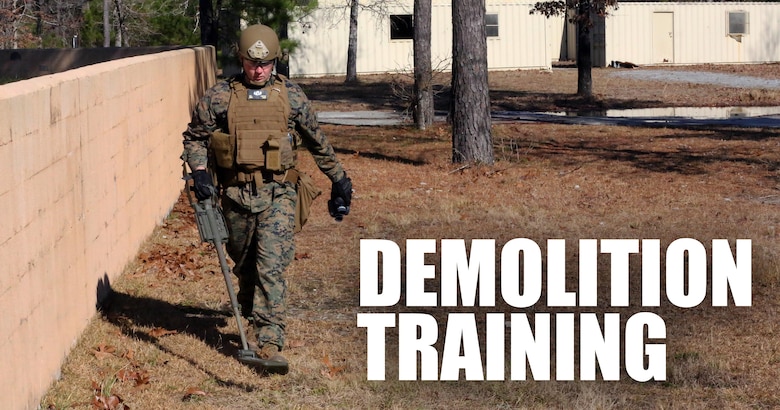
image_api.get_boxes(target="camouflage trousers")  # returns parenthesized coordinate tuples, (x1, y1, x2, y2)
(221, 180, 297, 350)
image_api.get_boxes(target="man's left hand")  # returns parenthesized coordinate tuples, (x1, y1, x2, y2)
(329, 175, 353, 221)
(331, 175, 352, 206)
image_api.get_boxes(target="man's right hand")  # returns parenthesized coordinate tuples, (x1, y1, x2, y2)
(192, 169, 216, 201)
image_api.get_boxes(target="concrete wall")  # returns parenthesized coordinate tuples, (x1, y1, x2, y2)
(0, 46, 216, 410)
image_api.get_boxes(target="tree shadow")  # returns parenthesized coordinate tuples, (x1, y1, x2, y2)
(489, 89, 670, 113)
(300, 78, 699, 115)
(95, 274, 265, 388)
(301, 80, 407, 112)
(653, 125, 780, 142)
(503, 139, 696, 175)
(334, 147, 427, 166)
(504, 131, 779, 178)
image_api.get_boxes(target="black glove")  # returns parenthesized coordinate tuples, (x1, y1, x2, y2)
(191, 169, 216, 201)
(328, 175, 352, 221)
(331, 175, 352, 206)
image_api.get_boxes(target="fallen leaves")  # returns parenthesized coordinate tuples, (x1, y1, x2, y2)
(92, 344, 117, 361)
(148, 327, 178, 338)
(91, 381, 127, 410)
(137, 244, 208, 281)
(321, 354, 346, 379)
(88, 343, 151, 408)
(182, 386, 208, 401)
(116, 368, 150, 387)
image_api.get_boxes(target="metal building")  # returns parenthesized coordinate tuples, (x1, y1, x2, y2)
(287, 1, 780, 77)
(287, 0, 563, 77)
(594, 2, 780, 67)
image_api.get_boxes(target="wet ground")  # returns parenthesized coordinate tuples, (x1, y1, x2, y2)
(318, 69, 780, 128)
(318, 108, 780, 128)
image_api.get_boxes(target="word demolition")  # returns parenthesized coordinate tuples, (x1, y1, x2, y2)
(357, 238, 751, 382)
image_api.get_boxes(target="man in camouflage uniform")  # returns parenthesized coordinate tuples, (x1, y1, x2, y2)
(182, 24, 352, 375)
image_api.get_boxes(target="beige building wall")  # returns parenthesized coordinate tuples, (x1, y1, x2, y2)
(288, 1, 779, 75)
(603, 2, 780, 66)
(287, 0, 554, 77)
(0, 46, 216, 410)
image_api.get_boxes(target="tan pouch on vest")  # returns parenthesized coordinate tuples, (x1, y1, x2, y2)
(236, 129, 271, 168)
(211, 131, 235, 168)
(294, 171, 322, 233)
(265, 138, 282, 171)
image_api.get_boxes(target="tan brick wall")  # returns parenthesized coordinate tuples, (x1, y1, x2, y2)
(0, 46, 216, 410)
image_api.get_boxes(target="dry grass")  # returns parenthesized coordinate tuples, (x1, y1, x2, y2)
(41, 65, 780, 409)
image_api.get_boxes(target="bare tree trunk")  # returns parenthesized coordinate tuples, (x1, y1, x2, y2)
(278, 21, 290, 77)
(576, 1, 593, 98)
(12, 0, 20, 48)
(451, 0, 493, 164)
(113, 0, 127, 46)
(114, 10, 121, 47)
(345, 0, 359, 83)
(199, 0, 217, 47)
(103, 0, 110, 46)
(413, 0, 433, 129)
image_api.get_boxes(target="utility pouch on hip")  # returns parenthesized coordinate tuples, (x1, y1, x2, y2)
(293, 170, 322, 233)
(210, 131, 235, 168)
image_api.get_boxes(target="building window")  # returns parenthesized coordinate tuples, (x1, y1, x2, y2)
(727, 11, 749, 36)
(485, 14, 499, 37)
(390, 15, 413, 40)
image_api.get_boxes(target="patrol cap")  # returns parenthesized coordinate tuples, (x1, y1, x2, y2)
(238, 24, 282, 62)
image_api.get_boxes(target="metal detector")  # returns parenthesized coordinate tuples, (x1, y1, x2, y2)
(184, 174, 288, 375)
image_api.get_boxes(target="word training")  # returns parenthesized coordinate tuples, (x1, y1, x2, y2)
(357, 312, 665, 381)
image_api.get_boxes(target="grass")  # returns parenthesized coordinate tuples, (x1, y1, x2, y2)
(41, 64, 780, 409)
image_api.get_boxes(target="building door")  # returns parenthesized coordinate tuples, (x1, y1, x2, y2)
(652, 12, 674, 64)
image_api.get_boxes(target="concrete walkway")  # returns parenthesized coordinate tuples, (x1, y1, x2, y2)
(317, 110, 780, 128)
(609, 70, 780, 90)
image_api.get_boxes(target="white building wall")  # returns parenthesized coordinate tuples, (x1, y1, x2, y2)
(289, 1, 780, 76)
(288, 0, 554, 77)
(604, 2, 780, 66)
(485, 2, 557, 70)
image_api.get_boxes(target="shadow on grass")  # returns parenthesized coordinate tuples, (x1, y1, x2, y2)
(301, 80, 406, 111)
(334, 147, 427, 166)
(96, 274, 265, 389)
(300, 78, 680, 114)
(489, 90, 669, 113)
(654, 125, 780, 142)
(497, 125, 780, 177)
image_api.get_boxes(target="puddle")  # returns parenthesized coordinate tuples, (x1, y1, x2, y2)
(543, 106, 780, 119)
(318, 111, 405, 126)
(318, 107, 780, 127)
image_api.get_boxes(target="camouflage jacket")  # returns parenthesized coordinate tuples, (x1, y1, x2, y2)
(181, 74, 346, 184)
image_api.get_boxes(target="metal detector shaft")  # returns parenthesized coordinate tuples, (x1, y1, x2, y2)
(200, 197, 252, 353)
(183, 175, 253, 355)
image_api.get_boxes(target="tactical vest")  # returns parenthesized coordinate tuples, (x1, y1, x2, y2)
(211, 76, 296, 186)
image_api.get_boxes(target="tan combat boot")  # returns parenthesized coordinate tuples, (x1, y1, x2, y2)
(258, 344, 289, 375)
